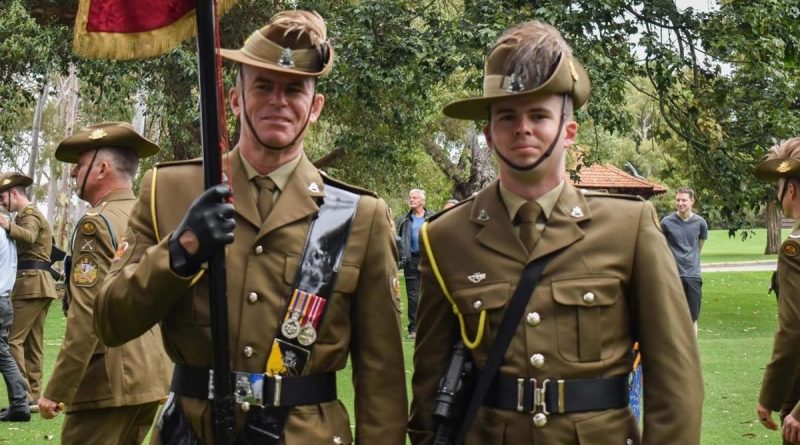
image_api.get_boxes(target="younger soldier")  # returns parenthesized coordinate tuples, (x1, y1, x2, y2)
(0, 172, 57, 408)
(755, 137, 800, 445)
(96, 10, 406, 445)
(36, 123, 172, 444)
(409, 20, 703, 444)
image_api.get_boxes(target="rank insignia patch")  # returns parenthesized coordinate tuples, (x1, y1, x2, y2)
(81, 221, 97, 235)
(80, 238, 95, 252)
(783, 241, 799, 257)
(72, 255, 99, 287)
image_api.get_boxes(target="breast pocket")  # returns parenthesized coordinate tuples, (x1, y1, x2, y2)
(552, 277, 623, 362)
(451, 281, 511, 343)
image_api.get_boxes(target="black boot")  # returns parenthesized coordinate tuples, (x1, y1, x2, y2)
(0, 405, 30, 422)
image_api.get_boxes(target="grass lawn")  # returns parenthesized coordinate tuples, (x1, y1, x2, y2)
(0, 270, 786, 444)
(701, 228, 786, 264)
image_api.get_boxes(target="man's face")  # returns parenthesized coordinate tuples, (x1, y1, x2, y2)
(230, 64, 324, 152)
(408, 192, 424, 210)
(0, 191, 11, 211)
(484, 94, 576, 174)
(675, 192, 694, 214)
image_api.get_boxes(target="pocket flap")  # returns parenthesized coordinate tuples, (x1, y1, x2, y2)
(451, 281, 510, 315)
(552, 277, 620, 307)
(283, 255, 360, 295)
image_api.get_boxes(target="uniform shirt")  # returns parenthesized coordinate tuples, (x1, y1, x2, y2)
(660, 212, 708, 277)
(410, 215, 425, 254)
(499, 180, 564, 235)
(0, 227, 16, 296)
(239, 148, 302, 202)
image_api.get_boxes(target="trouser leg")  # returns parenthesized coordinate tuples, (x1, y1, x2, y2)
(62, 402, 161, 445)
(23, 298, 50, 401)
(405, 253, 421, 334)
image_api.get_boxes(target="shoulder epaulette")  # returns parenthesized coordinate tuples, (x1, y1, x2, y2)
(582, 190, 644, 202)
(427, 195, 475, 223)
(320, 173, 377, 198)
(154, 158, 203, 169)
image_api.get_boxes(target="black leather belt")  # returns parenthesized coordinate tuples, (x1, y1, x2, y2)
(171, 364, 337, 408)
(483, 374, 628, 414)
(18, 260, 51, 271)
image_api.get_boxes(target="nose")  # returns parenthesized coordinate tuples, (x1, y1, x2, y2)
(514, 115, 533, 135)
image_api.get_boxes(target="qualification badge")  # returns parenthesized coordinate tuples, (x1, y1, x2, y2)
(783, 241, 799, 257)
(72, 255, 98, 287)
(82, 220, 97, 235)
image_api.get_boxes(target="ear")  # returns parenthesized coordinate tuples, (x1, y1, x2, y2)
(563, 121, 579, 147)
(308, 94, 325, 124)
(483, 125, 493, 151)
(229, 86, 241, 118)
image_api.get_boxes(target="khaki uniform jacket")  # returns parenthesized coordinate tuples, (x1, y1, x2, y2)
(96, 150, 407, 445)
(9, 204, 57, 300)
(409, 181, 703, 445)
(759, 223, 800, 418)
(44, 189, 171, 412)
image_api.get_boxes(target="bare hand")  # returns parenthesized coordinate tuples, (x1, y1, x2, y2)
(784, 414, 800, 444)
(38, 397, 61, 419)
(0, 214, 9, 230)
(757, 404, 778, 430)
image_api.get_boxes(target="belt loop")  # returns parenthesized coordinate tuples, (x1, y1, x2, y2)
(557, 379, 565, 414)
(273, 375, 283, 406)
(516, 378, 525, 412)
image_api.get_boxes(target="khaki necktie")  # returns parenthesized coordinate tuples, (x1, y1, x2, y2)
(516, 201, 542, 253)
(254, 176, 276, 222)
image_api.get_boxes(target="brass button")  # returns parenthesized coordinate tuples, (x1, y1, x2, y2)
(254, 246, 264, 255)
(526, 312, 541, 327)
(242, 346, 253, 357)
(530, 353, 545, 368)
(472, 300, 483, 310)
(626, 440, 633, 445)
(247, 292, 258, 303)
(532, 412, 547, 427)
(582, 292, 595, 303)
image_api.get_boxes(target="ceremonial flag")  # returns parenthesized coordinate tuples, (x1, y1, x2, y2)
(73, 0, 237, 59)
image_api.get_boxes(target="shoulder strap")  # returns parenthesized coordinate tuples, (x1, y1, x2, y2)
(456, 250, 560, 444)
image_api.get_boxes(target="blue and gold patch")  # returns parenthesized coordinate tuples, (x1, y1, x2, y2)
(72, 255, 98, 287)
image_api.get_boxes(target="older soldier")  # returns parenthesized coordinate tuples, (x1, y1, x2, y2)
(0, 171, 57, 409)
(755, 137, 800, 445)
(35, 123, 172, 444)
(409, 21, 703, 444)
(96, 10, 406, 445)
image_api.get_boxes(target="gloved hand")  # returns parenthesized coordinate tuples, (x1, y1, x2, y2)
(169, 184, 235, 276)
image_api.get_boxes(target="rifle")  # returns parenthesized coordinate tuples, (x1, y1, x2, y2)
(432, 340, 474, 445)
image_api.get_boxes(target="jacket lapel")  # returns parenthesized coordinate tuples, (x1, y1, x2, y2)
(472, 180, 529, 264)
(530, 184, 589, 260)
(230, 148, 261, 229)
(257, 155, 323, 238)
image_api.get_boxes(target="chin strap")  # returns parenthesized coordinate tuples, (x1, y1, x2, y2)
(78, 148, 101, 201)
(238, 68, 315, 152)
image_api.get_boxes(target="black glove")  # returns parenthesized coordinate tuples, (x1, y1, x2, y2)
(169, 184, 235, 277)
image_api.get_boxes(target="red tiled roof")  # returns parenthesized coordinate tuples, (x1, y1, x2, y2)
(569, 164, 667, 197)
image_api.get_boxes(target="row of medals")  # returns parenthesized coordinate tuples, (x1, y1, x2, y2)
(281, 311, 317, 346)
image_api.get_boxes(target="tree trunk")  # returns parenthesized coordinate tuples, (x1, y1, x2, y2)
(28, 80, 49, 184)
(765, 200, 782, 255)
(54, 65, 80, 250)
(454, 125, 495, 199)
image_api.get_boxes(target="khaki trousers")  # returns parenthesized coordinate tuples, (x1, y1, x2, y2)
(8, 297, 51, 401)
(62, 402, 160, 445)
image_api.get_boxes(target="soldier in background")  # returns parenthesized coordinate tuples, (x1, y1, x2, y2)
(34, 122, 172, 444)
(0, 171, 57, 409)
(755, 137, 800, 445)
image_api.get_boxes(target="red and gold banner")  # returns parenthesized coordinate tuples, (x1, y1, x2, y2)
(73, 0, 237, 60)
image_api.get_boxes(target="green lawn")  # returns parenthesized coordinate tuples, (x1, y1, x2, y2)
(0, 270, 787, 444)
(701, 228, 786, 264)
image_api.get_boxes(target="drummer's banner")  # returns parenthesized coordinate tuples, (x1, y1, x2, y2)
(73, 0, 237, 60)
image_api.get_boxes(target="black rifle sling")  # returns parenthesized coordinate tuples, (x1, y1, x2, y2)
(455, 250, 560, 445)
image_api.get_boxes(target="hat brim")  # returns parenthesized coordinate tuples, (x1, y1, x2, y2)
(0, 175, 32, 193)
(754, 158, 800, 181)
(220, 48, 334, 77)
(56, 125, 159, 163)
(443, 54, 590, 121)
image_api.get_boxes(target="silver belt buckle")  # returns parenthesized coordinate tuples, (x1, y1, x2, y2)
(531, 378, 551, 415)
(233, 371, 265, 407)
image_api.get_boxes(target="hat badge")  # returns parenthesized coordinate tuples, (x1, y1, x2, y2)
(506, 72, 524, 93)
(778, 161, 791, 173)
(1, 179, 9, 186)
(278, 47, 295, 68)
(88, 129, 107, 140)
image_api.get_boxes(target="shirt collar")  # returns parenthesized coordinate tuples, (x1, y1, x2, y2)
(500, 180, 565, 222)
(239, 150, 303, 192)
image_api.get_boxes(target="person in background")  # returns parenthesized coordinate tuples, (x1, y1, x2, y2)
(0, 198, 29, 422)
(0, 172, 57, 410)
(396, 189, 433, 339)
(37, 122, 172, 445)
(754, 137, 800, 445)
(660, 186, 708, 335)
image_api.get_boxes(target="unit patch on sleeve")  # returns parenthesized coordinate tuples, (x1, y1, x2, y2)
(80, 238, 95, 252)
(81, 220, 97, 235)
(783, 241, 799, 257)
(72, 255, 99, 287)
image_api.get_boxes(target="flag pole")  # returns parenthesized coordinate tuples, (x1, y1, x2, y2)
(195, 1, 235, 444)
